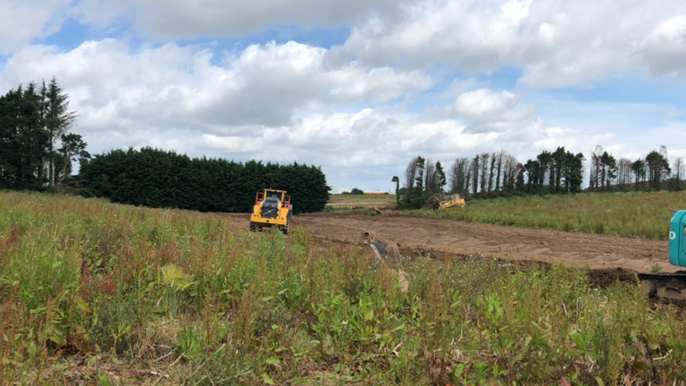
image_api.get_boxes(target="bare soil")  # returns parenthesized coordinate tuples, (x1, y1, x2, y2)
(222, 209, 675, 287)
(297, 210, 672, 273)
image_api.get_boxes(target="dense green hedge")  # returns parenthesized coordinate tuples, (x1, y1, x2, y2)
(79, 147, 329, 213)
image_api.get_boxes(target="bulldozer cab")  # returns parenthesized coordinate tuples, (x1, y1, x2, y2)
(251, 189, 293, 234)
(255, 189, 291, 208)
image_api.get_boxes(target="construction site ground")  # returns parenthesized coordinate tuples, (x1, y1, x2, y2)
(225, 209, 676, 288)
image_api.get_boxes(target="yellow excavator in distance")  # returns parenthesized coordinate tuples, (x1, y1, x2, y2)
(439, 194, 466, 209)
(250, 189, 292, 234)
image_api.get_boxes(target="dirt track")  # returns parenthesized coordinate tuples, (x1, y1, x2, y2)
(295, 210, 673, 274)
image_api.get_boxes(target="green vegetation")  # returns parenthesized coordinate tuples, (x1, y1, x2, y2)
(361, 208, 379, 216)
(399, 156, 447, 209)
(81, 147, 329, 214)
(411, 191, 686, 240)
(328, 193, 392, 203)
(0, 78, 89, 191)
(3, 191, 686, 384)
(325, 193, 394, 210)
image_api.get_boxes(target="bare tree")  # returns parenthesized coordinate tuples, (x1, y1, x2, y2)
(487, 153, 496, 193)
(449, 158, 470, 195)
(402, 156, 423, 205)
(471, 155, 479, 196)
(479, 153, 489, 193)
(404, 157, 419, 190)
(464, 159, 472, 194)
(495, 151, 504, 191)
(425, 159, 436, 192)
(617, 158, 633, 188)
(590, 145, 603, 190)
(502, 155, 519, 190)
(674, 157, 684, 191)
(424, 159, 439, 196)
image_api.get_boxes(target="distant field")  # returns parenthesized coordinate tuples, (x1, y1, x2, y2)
(326, 193, 395, 208)
(411, 191, 686, 240)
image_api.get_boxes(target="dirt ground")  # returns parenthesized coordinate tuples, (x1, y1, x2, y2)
(297, 210, 674, 273)
(225, 209, 679, 289)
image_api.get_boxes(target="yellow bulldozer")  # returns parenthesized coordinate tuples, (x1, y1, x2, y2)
(249, 188, 292, 234)
(438, 194, 466, 209)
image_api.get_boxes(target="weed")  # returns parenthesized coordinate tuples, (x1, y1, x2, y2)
(2, 191, 686, 384)
(361, 208, 378, 217)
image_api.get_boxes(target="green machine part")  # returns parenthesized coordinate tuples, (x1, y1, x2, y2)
(668, 210, 686, 268)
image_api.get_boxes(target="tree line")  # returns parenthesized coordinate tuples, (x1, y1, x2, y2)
(1, 78, 330, 213)
(80, 147, 330, 213)
(0, 78, 89, 191)
(589, 146, 675, 191)
(396, 146, 681, 209)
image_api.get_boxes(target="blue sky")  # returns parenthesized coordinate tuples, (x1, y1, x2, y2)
(1, 0, 685, 190)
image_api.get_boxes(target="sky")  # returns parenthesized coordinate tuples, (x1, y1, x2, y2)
(1, 0, 685, 191)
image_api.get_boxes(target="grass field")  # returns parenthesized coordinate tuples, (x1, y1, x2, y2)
(2, 191, 686, 384)
(326, 193, 395, 208)
(411, 191, 686, 240)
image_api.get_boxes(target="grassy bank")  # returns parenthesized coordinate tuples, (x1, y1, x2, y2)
(326, 193, 395, 209)
(411, 191, 686, 240)
(2, 191, 686, 384)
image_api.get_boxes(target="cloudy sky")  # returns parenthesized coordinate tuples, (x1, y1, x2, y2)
(1, 0, 685, 190)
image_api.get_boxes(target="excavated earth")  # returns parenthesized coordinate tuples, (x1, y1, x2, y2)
(225, 210, 676, 290)
(298, 210, 671, 271)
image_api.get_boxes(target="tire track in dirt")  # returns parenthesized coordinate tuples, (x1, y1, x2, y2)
(295, 211, 672, 274)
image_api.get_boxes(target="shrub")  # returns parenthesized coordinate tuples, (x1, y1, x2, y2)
(80, 147, 330, 214)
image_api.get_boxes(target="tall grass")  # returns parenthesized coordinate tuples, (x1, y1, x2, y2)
(411, 191, 686, 239)
(2, 191, 686, 384)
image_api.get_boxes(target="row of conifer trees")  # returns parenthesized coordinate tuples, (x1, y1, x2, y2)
(80, 147, 330, 213)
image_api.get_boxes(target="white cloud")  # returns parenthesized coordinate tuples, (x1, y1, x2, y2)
(451, 88, 537, 134)
(201, 90, 580, 171)
(0, 33, 571, 170)
(71, 0, 402, 39)
(455, 89, 520, 118)
(1, 0, 684, 189)
(0, 35, 628, 183)
(6, 0, 686, 87)
(0, 0, 72, 54)
(637, 15, 686, 77)
(328, 66, 431, 103)
(0, 39, 432, 156)
(329, 0, 686, 87)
